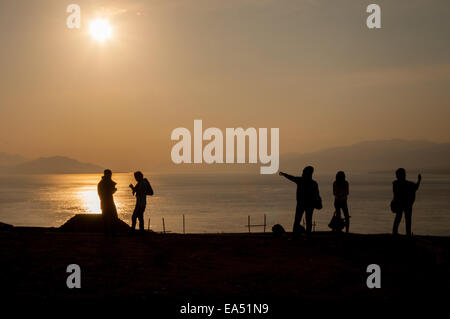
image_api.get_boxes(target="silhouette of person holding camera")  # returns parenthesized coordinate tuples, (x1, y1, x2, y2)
(129, 171, 153, 232)
(391, 168, 421, 236)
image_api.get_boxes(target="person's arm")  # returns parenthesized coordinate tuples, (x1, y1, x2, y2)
(345, 181, 349, 196)
(279, 171, 298, 183)
(333, 182, 337, 196)
(129, 184, 136, 195)
(416, 174, 422, 190)
(147, 180, 154, 196)
(315, 182, 321, 199)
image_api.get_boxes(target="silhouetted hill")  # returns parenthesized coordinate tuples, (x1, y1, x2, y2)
(281, 139, 450, 173)
(11, 156, 103, 174)
(60, 214, 130, 232)
(0, 221, 13, 230)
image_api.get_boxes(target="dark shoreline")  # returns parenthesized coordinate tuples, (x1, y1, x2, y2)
(1, 226, 449, 313)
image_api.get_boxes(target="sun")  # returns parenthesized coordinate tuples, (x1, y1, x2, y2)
(89, 19, 112, 42)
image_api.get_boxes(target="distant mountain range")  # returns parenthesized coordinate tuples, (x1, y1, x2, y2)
(0, 155, 103, 174)
(281, 139, 450, 174)
(1, 139, 449, 174)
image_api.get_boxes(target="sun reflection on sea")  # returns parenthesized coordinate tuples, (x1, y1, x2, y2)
(78, 187, 101, 214)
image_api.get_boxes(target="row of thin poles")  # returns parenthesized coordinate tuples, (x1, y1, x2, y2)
(147, 214, 269, 234)
(147, 214, 185, 234)
(247, 214, 267, 233)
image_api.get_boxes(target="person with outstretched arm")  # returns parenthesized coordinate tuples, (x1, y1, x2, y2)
(279, 166, 322, 236)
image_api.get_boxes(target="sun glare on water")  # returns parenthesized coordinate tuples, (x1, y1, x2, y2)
(89, 19, 112, 42)
(78, 188, 101, 214)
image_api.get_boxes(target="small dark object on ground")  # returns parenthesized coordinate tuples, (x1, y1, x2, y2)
(296, 224, 306, 234)
(328, 213, 345, 232)
(272, 224, 286, 237)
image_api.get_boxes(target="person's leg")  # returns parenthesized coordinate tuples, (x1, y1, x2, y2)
(334, 201, 342, 232)
(138, 206, 145, 231)
(334, 201, 341, 219)
(392, 210, 403, 235)
(131, 207, 138, 230)
(293, 204, 305, 234)
(405, 206, 412, 236)
(305, 208, 314, 234)
(342, 201, 350, 233)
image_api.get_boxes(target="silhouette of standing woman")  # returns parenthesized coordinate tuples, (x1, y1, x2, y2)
(391, 168, 421, 236)
(279, 166, 322, 236)
(333, 171, 350, 233)
(97, 169, 118, 237)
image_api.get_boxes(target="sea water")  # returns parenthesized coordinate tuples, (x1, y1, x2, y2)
(0, 172, 449, 235)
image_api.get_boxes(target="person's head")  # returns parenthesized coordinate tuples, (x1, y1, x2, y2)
(336, 171, 346, 183)
(103, 169, 112, 179)
(396, 168, 406, 181)
(302, 166, 314, 180)
(134, 171, 144, 182)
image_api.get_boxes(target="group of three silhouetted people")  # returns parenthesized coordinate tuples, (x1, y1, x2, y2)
(280, 166, 421, 237)
(98, 169, 153, 236)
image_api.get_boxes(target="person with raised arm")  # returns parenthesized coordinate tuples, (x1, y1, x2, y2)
(391, 168, 421, 236)
(279, 166, 322, 236)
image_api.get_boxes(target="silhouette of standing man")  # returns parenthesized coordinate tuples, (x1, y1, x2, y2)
(391, 168, 421, 236)
(279, 166, 322, 236)
(97, 169, 118, 237)
(129, 171, 153, 232)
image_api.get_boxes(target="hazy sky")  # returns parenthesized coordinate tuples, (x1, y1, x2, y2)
(1, 0, 449, 171)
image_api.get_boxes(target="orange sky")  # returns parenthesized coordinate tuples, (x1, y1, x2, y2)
(1, 0, 449, 171)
